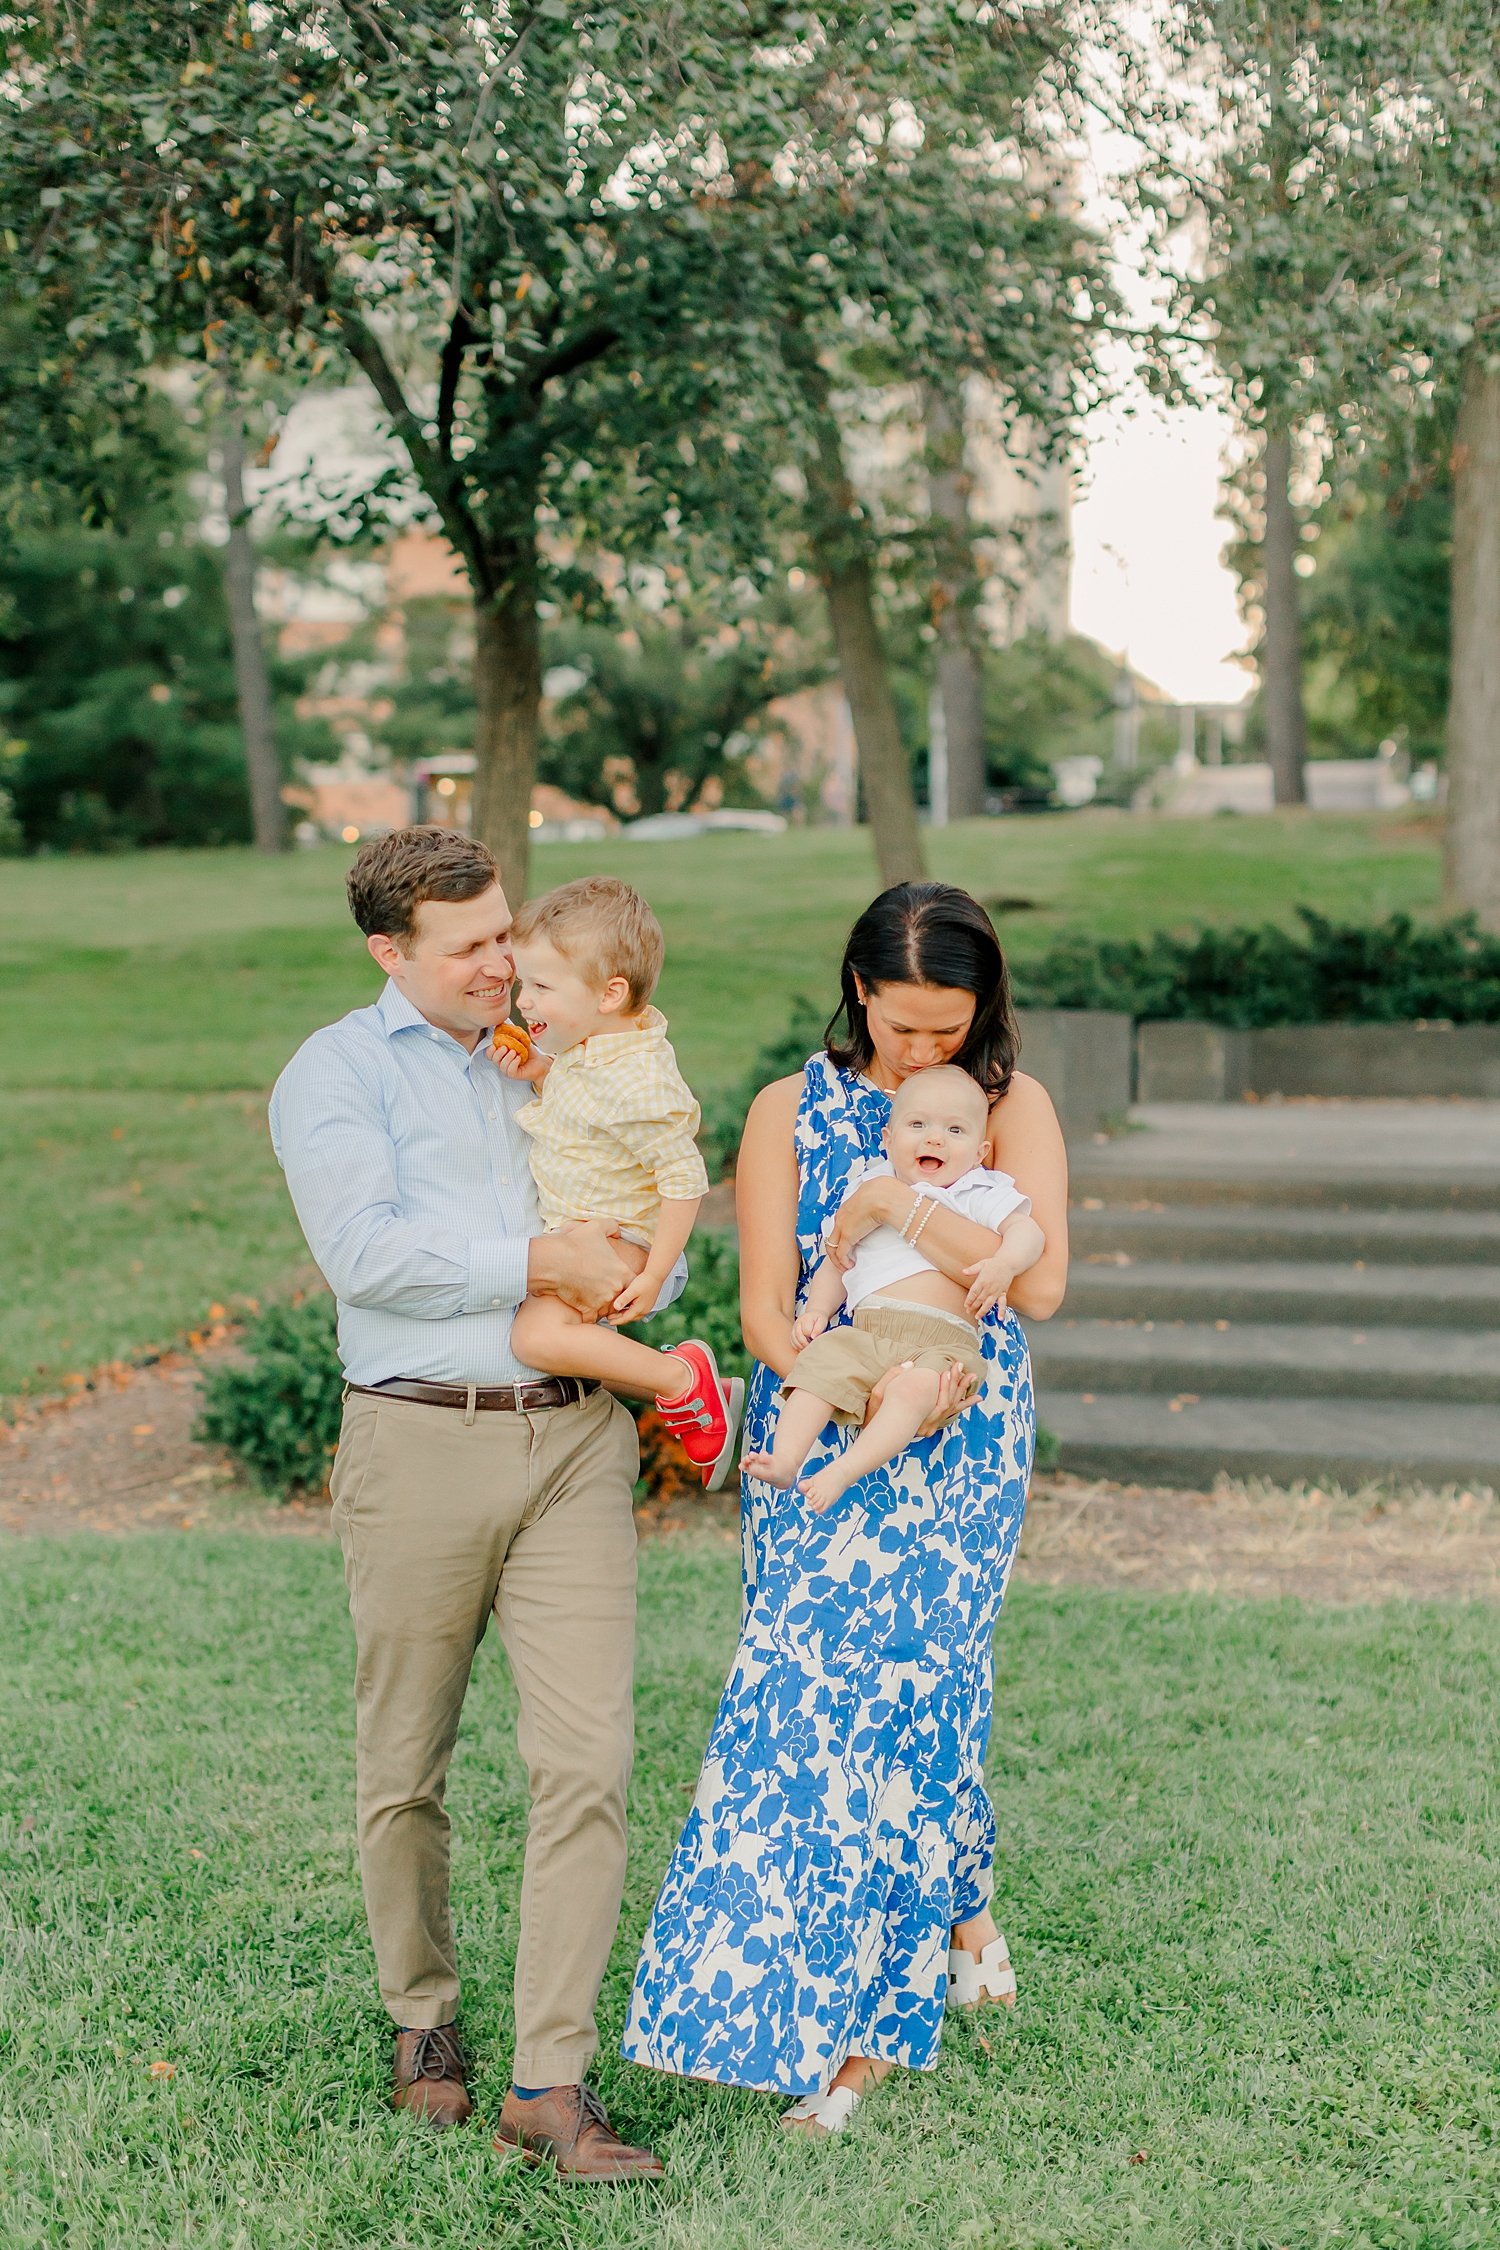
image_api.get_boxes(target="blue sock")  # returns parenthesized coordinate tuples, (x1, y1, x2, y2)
(512, 2083, 556, 2100)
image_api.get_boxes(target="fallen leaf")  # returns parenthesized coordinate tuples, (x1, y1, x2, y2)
(132, 1425, 155, 1438)
(1129, 2148, 1148, 2165)
(208, 1303, 226, 1321)
(111, 1126, 125, 1141)
(149, 2060, 177, 2079)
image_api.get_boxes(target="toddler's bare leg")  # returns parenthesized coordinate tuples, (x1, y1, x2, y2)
(741, 1385, 839, 1490)
(510, 1291, 693, 1401)
(799, 1364, 943, 1514)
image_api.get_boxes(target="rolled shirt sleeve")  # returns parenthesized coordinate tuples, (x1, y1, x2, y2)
(607, 1106, 711, 1205)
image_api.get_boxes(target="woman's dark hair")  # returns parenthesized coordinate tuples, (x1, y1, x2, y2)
(824, 882, 1020, 1103)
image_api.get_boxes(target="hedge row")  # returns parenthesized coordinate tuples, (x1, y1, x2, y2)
(1012, 910, 1500, 1030)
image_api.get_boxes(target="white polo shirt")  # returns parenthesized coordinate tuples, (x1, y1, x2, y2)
(831, 1158, 1031, 1314)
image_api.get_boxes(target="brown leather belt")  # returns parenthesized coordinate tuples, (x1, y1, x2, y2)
(351, 1376, 600, 1413)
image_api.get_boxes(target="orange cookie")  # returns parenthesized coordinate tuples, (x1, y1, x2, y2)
(491, 1021, 533, 1063)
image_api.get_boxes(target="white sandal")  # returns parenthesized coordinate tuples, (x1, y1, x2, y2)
(947, 1931, 1017, 2009)
(780, 2085, 862, 2135)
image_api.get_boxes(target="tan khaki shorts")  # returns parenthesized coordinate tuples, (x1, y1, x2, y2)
(785, 1297, 985, 1425)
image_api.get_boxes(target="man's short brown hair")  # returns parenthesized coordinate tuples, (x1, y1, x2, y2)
(346, 826, 499, 950)
(511, 877, 664, 1012)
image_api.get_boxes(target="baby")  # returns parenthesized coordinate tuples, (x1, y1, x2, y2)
(496, 876, 744, 1490)
(742, 1065, 1045, 1513)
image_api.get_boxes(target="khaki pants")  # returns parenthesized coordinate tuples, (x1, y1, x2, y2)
(328, 1383, 640, 2086)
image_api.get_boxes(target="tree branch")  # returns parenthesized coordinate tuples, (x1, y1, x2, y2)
(437, 302, 473, 464)
(299, 238, 493, 598)
(527, 320, 620, 392)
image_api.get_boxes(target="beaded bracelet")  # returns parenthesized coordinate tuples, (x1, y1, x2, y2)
(907, 1194, 938, 1250)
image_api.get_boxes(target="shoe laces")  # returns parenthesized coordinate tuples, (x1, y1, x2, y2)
(407, 2025, 464, 2083)
(558, 2082, 615, 2147)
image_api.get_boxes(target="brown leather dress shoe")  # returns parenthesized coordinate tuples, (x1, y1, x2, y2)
(392, 2024, 472, 2128)
(494, 2083, 665, 2181)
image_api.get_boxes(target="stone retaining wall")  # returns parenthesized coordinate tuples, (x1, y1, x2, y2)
(1137, 1019, 1500, 1102)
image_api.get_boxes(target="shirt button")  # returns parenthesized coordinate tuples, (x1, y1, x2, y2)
(491, 1297, 503, 1308)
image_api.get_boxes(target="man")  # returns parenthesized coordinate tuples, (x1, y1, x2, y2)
(270, 825, 669, 2181)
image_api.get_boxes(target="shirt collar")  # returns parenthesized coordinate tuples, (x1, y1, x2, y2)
(563, 1003, 669, 1070)
(375, 979, 486, 1059)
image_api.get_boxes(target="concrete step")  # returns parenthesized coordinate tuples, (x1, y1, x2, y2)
(1068, 1203, 1500, 1265)
(1027, 1319, 1500, 1404)
(1037, 1391, 1500, 1490)
(1068, 1101, 1500, 1214)
(1059, 1258, 1500, 1328)
(1067, 1166, 1500, 1214)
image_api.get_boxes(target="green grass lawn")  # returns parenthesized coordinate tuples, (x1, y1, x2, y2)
(3, 812, 1440, 1400)
(1, 1532, 1494, 2248)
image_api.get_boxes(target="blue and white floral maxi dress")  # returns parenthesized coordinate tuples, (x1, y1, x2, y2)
(623, 1053, 1035, 2096)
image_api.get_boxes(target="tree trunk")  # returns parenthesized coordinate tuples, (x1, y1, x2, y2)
(786, 336, 925, 888)
(1445, 351, 1500, 928)
(471, 551, 542, 905)
(1261, 425, 1308, 806)
(925, 382, 987, 821)
(219, 420, 288, 853)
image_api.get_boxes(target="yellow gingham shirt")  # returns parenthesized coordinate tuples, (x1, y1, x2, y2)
(515, 1005, 709, 1238)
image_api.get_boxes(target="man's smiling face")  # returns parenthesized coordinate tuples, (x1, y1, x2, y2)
(369, 881, 516, 1045)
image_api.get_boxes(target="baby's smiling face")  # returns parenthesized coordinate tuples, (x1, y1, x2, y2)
(883, 1067, 991, 1190)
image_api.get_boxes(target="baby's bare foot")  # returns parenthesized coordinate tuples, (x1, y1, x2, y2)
(741, 1449, 797, 1490)
(798, 1464, 850, 1514)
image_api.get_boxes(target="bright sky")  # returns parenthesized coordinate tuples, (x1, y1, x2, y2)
(1070, 390, 1252, 706)
(1066, 36, 1253, 711)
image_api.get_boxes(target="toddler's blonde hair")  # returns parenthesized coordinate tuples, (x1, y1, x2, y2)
(511, 877, 665, 1012)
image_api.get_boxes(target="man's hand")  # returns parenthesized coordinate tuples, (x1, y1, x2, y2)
(866, 1356, 980, 1437)
(610, 1269, 667, 1327)
(824, 1179, 899, 1271)
(791, 1305, 830, 1349)
(529, 1221, 632, 1323)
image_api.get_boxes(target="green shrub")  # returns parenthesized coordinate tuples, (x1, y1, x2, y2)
(624, 1229, 745, 1391)
(1014, 909, 1500, 1029)
(698, 996, 827, 1176)
(196, 1296, 344, 1500)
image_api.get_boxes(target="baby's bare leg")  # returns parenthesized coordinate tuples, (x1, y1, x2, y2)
(799, 1364, 944, 1514)
(741, 1385, 839, 1490)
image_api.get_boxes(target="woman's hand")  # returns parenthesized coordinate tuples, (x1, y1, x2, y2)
(866, 1357, 981, 1437)
(824, 1179, 900, 1271)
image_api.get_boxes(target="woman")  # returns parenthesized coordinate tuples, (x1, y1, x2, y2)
(623, 883, 1068, 2130)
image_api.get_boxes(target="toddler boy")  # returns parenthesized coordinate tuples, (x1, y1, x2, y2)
(742, 1065, 1044, 1513)
(497, 877, 742, 1489)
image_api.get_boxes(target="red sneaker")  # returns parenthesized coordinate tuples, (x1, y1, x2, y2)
(655, 1340, 745, 1491)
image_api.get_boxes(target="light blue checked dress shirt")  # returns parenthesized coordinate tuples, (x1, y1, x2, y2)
(270, 978, 684, 1387)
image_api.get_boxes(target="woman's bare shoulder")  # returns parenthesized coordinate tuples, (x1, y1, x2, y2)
(744, 1071, 806, 1132)
(990, 1068, 1059, 1122)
